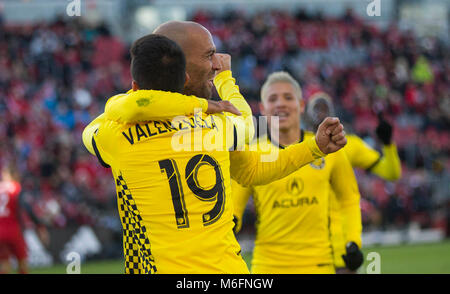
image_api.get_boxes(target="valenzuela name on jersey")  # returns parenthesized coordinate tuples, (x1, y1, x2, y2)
(121, 112, 218, 145)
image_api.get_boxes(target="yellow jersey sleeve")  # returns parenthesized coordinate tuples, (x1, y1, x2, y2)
(214, 70, 253, 120)
(82, 115, 102, 156)
(231, 180, 253, 233)
(330, 150, 362, 248)
(81, 113, 115, 167)
(345, 135, 401, 181)
(82, 113, 106, 156)
(369, 144, 402, 180)
(229, 136, 326, 187)
(214, 70, 255, 145)
(104, 90, 208, 123)
(103, 71, 254, 146)
(345, 134, 380, 169)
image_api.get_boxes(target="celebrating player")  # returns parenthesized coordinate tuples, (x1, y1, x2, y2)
(306, 91, 402, 273)
(82, 23, 348, 273)
(231, 72, 362, 274)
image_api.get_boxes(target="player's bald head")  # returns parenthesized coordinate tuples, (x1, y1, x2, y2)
(152, 21, 219, 99)
(153, 21, 211, 54)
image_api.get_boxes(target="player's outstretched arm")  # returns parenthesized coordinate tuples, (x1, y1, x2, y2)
(230, 117, 347, 186)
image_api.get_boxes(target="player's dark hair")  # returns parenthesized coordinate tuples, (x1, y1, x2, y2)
(130, 34, 186, 92)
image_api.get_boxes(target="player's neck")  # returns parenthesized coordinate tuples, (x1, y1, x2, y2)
(277, 126, 301, 147)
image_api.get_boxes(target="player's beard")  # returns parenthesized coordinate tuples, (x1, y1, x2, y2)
(183, 80, 213, 99)
(183, 63, 215, 99)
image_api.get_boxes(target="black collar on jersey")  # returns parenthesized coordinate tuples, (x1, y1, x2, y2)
(266, 128, 305, 149)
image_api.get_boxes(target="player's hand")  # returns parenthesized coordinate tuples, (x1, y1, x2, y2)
(315, 117, 347, 154)
(342, 242, 364, 271)
(206, 100, 241, 116)
(375, 113, 392, 145)
(216, 53, 231, 74)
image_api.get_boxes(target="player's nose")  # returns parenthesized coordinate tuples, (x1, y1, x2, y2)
(211, 53, 221, 71)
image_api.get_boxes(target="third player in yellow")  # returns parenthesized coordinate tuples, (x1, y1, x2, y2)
(232, 72, 362, 274)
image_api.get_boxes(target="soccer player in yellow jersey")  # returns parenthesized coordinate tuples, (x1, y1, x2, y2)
(82, 24, 348, 274)
(306, 91, 402, 273)
(231, 72, 362, 274)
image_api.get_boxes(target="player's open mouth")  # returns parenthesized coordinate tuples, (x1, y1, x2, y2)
(274, 111, 290, 121)
(208, 79, 214, 87)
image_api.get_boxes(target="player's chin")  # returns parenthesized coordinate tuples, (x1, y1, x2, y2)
(278, 117, 295, 130)
(204, 82, 214, 98)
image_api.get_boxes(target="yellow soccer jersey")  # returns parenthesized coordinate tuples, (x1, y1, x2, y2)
(232, 131, 362, 273)
(330, 134, 401, 268)
(91, 111, 249, 274)
(82, 73, 326, 274)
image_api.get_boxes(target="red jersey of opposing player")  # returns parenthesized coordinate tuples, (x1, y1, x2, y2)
(0, 180, 27, 261)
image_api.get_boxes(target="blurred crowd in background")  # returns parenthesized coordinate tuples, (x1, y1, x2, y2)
(0, 8, 449, 239)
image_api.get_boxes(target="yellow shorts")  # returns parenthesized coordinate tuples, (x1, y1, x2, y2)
(251, 264, 335, 274)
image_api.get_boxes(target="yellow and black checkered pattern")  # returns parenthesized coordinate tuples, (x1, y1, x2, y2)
(116, 174, 157, 274)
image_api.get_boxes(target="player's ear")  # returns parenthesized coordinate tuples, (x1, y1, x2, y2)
(184, 72, 190, 87)
(132, 80, 139, 91)
(299, 99, 305, 114)
(259, 101, 267, 116)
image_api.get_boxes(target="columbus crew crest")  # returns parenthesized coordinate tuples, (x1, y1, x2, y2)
(309, 158, 325, 169)
(286, 177, 304, 196)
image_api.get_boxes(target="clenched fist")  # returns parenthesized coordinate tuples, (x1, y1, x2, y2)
(215, 53, 231, 74)
(315, 117, 347, 154)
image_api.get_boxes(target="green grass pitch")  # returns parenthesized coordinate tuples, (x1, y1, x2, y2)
(28, 240, 450, 274)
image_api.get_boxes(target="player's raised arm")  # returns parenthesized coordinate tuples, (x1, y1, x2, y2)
(214, 54, 255, 144)
(347, 134, 402, 181)
(369, 144, 402, 180)
(214, 54, 252, 119)
(369, 115, 402, 180)
(230, 117, 347, 186)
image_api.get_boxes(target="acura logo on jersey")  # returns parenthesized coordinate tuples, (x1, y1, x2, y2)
(272, 196, 319, 209)
(286, 177, 304, 196)
(309, 158, 325, 169)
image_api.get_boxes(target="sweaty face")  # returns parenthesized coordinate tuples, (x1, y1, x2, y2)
(260, 82, 304, 132)
(182, 29, 220, 99)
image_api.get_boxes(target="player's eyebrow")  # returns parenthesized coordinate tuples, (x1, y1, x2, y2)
(205, 47, 216, 56)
